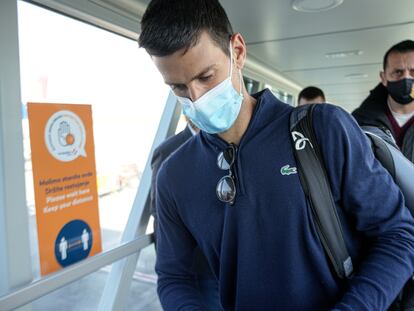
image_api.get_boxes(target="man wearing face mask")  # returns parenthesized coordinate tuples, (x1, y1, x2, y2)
(353, 40, 414, 163)
(139, 1, 414, 310)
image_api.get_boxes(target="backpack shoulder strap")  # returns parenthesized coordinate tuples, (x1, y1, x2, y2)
(361, 126, 396, 178)
(290, 104, 353, 279)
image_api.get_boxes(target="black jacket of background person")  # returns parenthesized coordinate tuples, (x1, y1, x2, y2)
(150, 125, 213, 277)
(150, 125, 192, 219)
(352, 83, 414, 162)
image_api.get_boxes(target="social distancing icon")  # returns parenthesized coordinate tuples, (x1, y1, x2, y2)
(55, 219, 93, 267)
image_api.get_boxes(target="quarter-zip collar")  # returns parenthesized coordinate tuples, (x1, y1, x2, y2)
(200, 89, 292, 199)
(202, 89, 289, 149)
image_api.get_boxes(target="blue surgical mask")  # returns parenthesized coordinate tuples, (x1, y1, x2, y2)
(175, 44, 244, 134)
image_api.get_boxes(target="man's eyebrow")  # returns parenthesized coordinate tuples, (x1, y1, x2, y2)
(190, 64, 217, 81)
(165, 64, 217, 86)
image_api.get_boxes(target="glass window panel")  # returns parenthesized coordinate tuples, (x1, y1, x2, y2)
(18, 1, 167, 288)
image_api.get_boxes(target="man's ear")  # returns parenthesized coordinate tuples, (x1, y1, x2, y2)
(231, 33, 246, 70)
(380, 71, 387, 87)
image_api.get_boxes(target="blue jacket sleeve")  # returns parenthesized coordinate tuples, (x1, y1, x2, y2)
(313, 104, 414, 310)
(155, 162, 204, 310)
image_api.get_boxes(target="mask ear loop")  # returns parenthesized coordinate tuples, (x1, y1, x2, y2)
(238, 70, 243, 97)
(229, 41, 244, 97)
(229, 41, 234, 77)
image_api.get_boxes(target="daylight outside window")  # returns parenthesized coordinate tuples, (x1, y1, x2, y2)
(18, 1, 169, 282)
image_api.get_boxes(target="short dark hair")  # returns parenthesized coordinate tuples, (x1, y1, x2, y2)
(383, 40, 414, 70)
(298, 86, 325, 103)
(138, 0, 233, 57)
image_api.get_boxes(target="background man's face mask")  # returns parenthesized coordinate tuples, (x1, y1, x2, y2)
(387, 78, 414, 105)
(175, 43, 244, 134)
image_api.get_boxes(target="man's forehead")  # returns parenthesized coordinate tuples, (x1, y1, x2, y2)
(386, 51, 414, 68)
(152, 33, 227, 83)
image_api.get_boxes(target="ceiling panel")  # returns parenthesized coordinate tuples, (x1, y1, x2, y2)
(245, 21, 414, 109)
(285, 64, 380, 86)
(132, 0, 414, 110)
(246, 24, 414, 72)
(222, 0, 414, 44)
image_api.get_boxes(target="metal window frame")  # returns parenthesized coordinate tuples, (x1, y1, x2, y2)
(0, 2, 33, 310)
(27, 0, 145, 40)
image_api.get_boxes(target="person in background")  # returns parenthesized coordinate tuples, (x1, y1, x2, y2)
(353, 40, 414, 163)
(139, 0, 414, 309)
(297, 86, 326, 106)
(150, 119, 197, 220)
(150, 119, 222, 311)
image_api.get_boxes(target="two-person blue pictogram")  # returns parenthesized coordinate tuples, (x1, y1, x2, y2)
(54, 219, 93, 267)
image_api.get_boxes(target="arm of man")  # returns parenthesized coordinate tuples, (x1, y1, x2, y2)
(313, 104, 414, 310)
(155, 162, 204, 310)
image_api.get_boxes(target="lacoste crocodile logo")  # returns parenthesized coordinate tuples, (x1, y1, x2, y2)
(280, 164, 297, 176)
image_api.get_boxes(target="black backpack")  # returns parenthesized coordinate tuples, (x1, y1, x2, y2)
(289, 104, 414, 311)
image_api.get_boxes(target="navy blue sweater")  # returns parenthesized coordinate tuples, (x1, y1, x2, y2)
(155, 89, 414, 311)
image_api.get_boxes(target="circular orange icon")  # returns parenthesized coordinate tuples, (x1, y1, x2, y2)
(66, 134, 75, 145)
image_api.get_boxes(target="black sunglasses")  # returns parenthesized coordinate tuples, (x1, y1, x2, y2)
(216, 143, 237, 205)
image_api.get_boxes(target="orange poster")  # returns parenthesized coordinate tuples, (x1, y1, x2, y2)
(28, 103, 102, 276)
